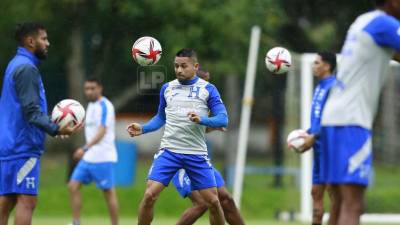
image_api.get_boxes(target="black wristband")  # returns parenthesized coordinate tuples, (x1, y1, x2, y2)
(82, 146, 89, 152)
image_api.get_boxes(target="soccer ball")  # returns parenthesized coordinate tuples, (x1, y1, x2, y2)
(265, 47, 292, 74)
(287, 129, 307, 153)
(51, 99, 85, 127)
(131, 36, 162, 66)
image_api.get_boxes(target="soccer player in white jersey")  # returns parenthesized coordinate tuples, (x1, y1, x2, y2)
(302, 1, 400, 224)
(172, 67, 245, 225)
(68, 78, 119, 225)
(127, 49, 228, 225)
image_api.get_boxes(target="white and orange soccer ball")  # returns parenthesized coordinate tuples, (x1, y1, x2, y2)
(286, 129, 308, 153)
(131, 36, 162, 66)
(51, 99, 85, 127)
(265, 47, 292, 74)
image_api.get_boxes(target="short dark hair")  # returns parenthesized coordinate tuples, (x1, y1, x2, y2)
(15, 22, 46, 46)
(176, 48, 198, 62)
(373, 0, 387, 6)
(85, 77, 102, 86)
(318, 52, 337, 73)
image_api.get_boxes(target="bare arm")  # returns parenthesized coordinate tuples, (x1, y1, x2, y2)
(73, 126, 106, 160)
(85, 126, 107, 148)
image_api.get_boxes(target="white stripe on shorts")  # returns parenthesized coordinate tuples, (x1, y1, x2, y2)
(17, 157, 37, 185)
(348, 138, 371, 174)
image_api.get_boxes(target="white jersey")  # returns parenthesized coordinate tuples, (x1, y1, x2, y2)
(143, 76, 227, 155)
(322, 10, 400, 129)
(83, 97, 117, 163)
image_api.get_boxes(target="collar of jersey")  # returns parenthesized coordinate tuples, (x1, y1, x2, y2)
(179, 75, 199, 85)
(319, 74, 335, 85)
(17, 47, 40, 66)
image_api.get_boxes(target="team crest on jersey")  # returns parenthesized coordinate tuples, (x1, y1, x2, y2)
(188, 86, 201, 99)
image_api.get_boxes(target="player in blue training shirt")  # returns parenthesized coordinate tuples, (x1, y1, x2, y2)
(303, 1, 400, 224)
(0, 22, 80, 225)
(307, 53, 337, 225)
(127, 49, 228, 225)
(171, 68, 245, 225)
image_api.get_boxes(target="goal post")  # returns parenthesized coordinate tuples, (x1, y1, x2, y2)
(299, 53, 315, 222)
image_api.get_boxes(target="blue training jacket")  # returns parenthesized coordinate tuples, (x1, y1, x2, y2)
(307, 75, 336, 136)
(0, 47, 59, 160)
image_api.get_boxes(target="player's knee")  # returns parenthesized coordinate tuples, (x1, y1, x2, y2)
(206, 197, 221, 211)
(345, 199, 364, 215)
(219, 194, 235, 211)
(311, 186, 324, 201)
(192, 197, 207, 209)
(143, 190, 158, 206)
(68, 181, 80, 192)
(18, 197, 37, 211)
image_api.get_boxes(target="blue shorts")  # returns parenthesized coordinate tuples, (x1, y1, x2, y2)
(148, 149, 216, 191)
(172, 167, 225, 198)
(70, 160, 115, 190)
(320, 126, 372, 186)
(312, 140, 324, 185)
(0, 157, 40, 196)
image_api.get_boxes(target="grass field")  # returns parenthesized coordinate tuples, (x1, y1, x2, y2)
(22, 217, 398, 225)
(21, 153, 400, 224)
(29, 217, 303, 225)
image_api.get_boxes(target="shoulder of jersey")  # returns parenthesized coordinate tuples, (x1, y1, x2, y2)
(197, 78, 209, 87)
(167, 78, 210, 87)
(369, 10, 400, 27)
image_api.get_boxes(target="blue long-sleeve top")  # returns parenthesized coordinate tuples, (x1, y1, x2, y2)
(307, 75, 336, 136)
(0, 47, 59, 160)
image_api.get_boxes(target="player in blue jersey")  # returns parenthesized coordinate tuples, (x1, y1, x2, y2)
(303, 1, 400, 224)
(171, 68, 244, 225)
(307, 53, 337, 225)
(0, 22, 81, 225)
(127, 49, 228, 225)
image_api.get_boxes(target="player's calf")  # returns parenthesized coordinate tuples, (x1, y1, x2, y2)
(327, 185, 341, 225)
(14, 195, 37, 225)
(198, 188, 225, 225)
(218, 187, 245, 225)
(311, 185, 325, 225)
(176, 192, 208, 225)
(0, 196, 17, 225)
(190, 192, 208, 213)
(138, 180, 165, 225)
(338, 184, 365, 225)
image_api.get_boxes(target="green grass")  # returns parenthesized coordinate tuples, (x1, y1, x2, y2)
(29, 217, 304, 225)
(19, 217, 399, 225)
(28, 154, 400, 223)
(34, 155, 301, 219)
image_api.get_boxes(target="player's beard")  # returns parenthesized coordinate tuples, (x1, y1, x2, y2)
(34, 47, 48, 60)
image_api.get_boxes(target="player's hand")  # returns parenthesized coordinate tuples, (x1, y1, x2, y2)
(126, 122, 143, 137)
(206, 127, 227, 133)
(73, 148, 85, 160)
(58, 122, 84, 136)
(55, 134, 70, 139)
(188, 112, 201, 123)
(300, 133, 316, 153)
